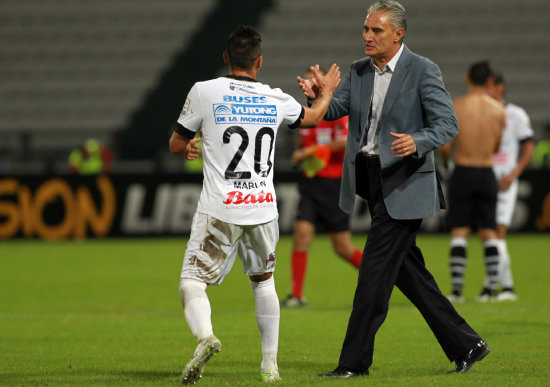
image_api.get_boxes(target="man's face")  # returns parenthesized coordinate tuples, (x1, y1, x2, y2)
(363, 11, 400, 59)
(490, 82, 505, 101)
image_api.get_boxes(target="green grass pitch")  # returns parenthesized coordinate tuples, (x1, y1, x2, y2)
(1, 234, 549, 386)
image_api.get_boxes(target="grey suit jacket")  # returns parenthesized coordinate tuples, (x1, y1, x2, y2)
(326, 45, 458, 220)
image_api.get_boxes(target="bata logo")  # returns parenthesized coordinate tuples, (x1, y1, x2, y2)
(223, 190, 274, 204)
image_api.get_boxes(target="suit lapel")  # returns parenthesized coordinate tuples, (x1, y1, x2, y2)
(381, 46, 411, 123)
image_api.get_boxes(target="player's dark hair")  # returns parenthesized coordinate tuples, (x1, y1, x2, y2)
(226, 25, 262, 70)
(468, 60, 494, 85)
(493, 72, 505, 85)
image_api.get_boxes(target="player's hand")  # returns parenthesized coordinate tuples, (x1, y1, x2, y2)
(311, 63, 340, 95)
(292, 146, 315, 164)
(186, 138, 201, 161)
(292, 149, 304, 164)
(499, 174, 514, 190)
(390, 132, 416, 158)
(297, 64, 338, 99)
(297, 67, 320, 100)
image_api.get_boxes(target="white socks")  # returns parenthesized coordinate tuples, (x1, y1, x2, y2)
(180, 276, 280, 373)
(497, 239, 514, 288)
(179, 279, 213, 340)
(250, 276, 280, 372)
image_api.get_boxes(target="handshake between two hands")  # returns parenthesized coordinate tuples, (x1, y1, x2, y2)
(297, 64, 340, 100)
(296, 63, 416, 158)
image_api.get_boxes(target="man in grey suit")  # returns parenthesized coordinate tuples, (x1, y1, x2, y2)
(299, 0, 491, 377)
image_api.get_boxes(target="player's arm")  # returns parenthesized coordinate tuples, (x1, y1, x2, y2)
(292, 146, 315, 164)
(516, 138, 535, 173)
(169, 124, 200, 160)
(327, 118, 349, 152)
(439, 140, 452, 164)
(515, 138, 535, 176)
(292, 139, 345, 165)
(327, 139, 347, 152)
(507, 138, 535, 180)
(172, 83, 203, 159)
(498, 138, 534, 190)
(494, 111, 505, 154)
(300, 64, 340, 128)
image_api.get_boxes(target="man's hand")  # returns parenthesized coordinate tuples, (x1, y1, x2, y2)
(292, 146, 316, 164)
(297, 63, 340, 100)
(390, 132, 416, 158)
(186, 138, 201, 161)
(297, 64, 321, 100)
(499, 173, 515, 191)
(311, 63, 340, 96)
(298, 64, 340, 128)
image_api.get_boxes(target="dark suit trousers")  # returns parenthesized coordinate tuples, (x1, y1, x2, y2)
(338, 154, 482, 372)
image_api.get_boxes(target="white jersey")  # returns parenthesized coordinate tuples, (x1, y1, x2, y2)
(493, 103, 534, 178)
(177, 75, 302, 225)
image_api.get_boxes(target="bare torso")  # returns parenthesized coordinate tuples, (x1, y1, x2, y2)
(452, 93, 505, 167)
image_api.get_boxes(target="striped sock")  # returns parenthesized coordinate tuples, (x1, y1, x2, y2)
(450, 237, 467, 294)
(484, 239, 500, 292)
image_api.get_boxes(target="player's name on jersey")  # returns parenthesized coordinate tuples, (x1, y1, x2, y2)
(233, 181, 267, 189)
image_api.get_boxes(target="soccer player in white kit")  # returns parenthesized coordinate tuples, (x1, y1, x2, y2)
(479, 73, 534, 302)
(169, 25, 340, 384)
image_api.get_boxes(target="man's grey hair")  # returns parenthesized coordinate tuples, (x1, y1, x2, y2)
(367, 0, 407, 43)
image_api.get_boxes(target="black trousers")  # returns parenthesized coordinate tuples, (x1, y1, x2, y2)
(338, 154, 481, 371)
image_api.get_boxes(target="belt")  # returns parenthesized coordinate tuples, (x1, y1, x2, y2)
(358, 153, 380, 167)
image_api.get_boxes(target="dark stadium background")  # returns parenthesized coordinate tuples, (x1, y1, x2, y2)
(1, 0, 550, 238)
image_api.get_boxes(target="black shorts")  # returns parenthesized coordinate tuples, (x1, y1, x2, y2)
(447, 165, 498, 230)
(295, 176, 350, 233)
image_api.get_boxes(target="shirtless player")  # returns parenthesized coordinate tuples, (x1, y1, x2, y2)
(440, 61, 505, 302)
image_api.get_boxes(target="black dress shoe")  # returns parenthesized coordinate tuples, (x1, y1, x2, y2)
(448, 339, 491, 373)
(319, 366, 368, 377)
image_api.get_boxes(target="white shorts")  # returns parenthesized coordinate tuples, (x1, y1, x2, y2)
(496, 179, 518, 227)
(180, 212, 279, 285)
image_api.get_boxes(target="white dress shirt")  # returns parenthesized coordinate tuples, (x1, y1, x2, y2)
(360, 44, 404, 155)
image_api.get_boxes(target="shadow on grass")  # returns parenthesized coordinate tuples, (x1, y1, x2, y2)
(112, 369, 178, 379)
(0, 369, 178, 384)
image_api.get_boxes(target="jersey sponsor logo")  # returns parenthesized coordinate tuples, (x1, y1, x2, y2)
(494, 150, 507, 164)
(213, 104, 276, 115)
(223, 95, 266, 103)
(233, 104, 276, 116)
(228, 82, 256, 91)
(315, 128, 332, 144)
(213, 103, 277, 124)
(214, 104, 232, 115)
(223, 190, 274, 205)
